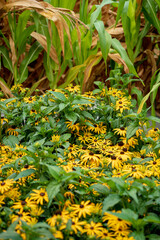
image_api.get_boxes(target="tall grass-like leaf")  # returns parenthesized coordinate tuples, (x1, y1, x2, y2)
(150, 71, 160, 125)
(94, 21, 112, 64)
(19, 42, 42, 83)
(0, 46, 13, 73)
(137, 81, 160, 114)
(116, 0, 126, 25)
(134, 21, 150, 59)
(80, 0, 89, 24)
(0, 77, 14, 98)
(111, 38, 138, 76)
(18, 25, 36, 57)
(16, 10, 31, 46)
(142, 0, 160, 34)
(60, 64, 86, 89)
(90, 0, 115, 27)
(127, 0, 138, 49)
(155, 0, 160, 8)
(43, 52, 56, 89)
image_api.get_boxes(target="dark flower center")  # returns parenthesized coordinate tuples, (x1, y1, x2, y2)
(111, 155, 116, 160)
(123, 148, 127, 152)
(24, 164, 29, 169)
(80, 204, 84, 208)
(21, 201, 27, 206)
(40, 192, 45, 196)
(1, 182, 5, 186)
(90, 227, 94, 230)
(118, 141, 124, 146)
(153, 161, 157, 165)
(89, 152, 94, 156)
(120, 151, 124, 155)
(120, 127, 125, 130)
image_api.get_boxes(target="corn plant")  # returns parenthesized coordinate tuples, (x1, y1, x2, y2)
(116, 0, 160, 63)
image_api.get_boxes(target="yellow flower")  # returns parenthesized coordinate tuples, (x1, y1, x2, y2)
(11, 212, 32, 224)
(0, 179, 14, 194)
(70, 200, 94, 218)
(106, 155, 123, 169)
(30, 188, 48, 205)
(0, 196, 5, 207)
(102, 211, 131, 231)
(51, 135, 60, 142)
(70, 217, 86, 234)
(12, 197, 37, 213)
(64, 192, 74, 202)
(114, 127, 127, 137)
(83, 221, 103, 237)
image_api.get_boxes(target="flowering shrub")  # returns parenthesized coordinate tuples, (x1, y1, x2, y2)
(0, 83, 160, 240)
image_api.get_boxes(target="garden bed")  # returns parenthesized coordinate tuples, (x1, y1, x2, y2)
(0, 84, 160, 240)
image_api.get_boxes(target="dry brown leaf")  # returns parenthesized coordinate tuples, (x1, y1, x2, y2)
(108, 53, 129, 73)
(2, 0, 44, 11)
(107, 27, 124, 35)
(0, 80, 14, 98)
(31, 32, 59, 65)
(82, 53, 102, 93)
(144, 49, 157, 76)
(9, 36, 17, 67)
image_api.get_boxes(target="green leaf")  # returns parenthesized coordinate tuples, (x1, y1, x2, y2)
(90, 183, 110, 195)
(137, 82, 160, 114)
(91, 0, 116, 26)
(72, 99, 94, 105)
(128, 188, 139, 204)
(60, 64, 85, 89)
(116, 0, 126, 25)
(102, 194, 121, 212)
(143, 214, 160, 224)
(19, 42, 42, 83)
(0, 232, 23, 240)
(94, 20, 112, 63)
(107, 208, 138, 223)
(47, 181, 61, 207)
(131, 231, 146, 240)
(82, 111, 94, 120)
(0, 46, 13, 73)
(41, 106, 56, 116)
(51, 91, 67, 102)
(142, 0, 160, 34)
(3, 135, 19, 148)
(18, 25, 35, 57)
(111, 38, 138, 75)
(65, 111, 78, 124)
(60, 133, 71, 141)
(45, 164, 61, 180)
(126, 123, 139, 139)
(14, 169, 35, 181)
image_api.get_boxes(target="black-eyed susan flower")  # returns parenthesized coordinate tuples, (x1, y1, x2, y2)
(83, 221, 103, 237)
(114, 127, 127, 137)
(11, 212, 32, 223)
(0, 179, 14, 194)
(30, 206, 44, 217)
(70, 217, 86, 234)
(12, 197, 37, 213)
(30, 188, 48, 205)
(70, 200, 94, 218)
